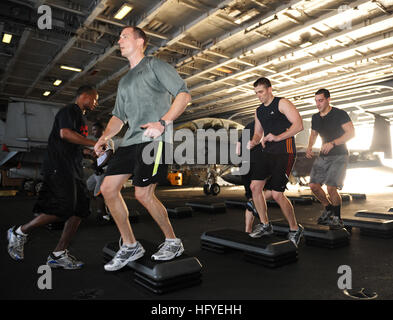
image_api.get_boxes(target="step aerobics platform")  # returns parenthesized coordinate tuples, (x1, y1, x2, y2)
(103, 240, 202, 294)
(166, 206, 193, 219)
(200, 229, 297, 268)
(225, 196, 313, 210)
(271, 219, 350, 248)
(185, 201, 226, 214)
(343, 210, 393, 238)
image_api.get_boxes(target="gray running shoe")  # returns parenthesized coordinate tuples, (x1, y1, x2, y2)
(327, 216, 344, 229)
(104, 242, 145, 271)
(317, 209, 333, 225)
(47, 250, 84, 270)
(288, 224, 304, 248)
(7, 226, 27, 261)
(249, 222, 273, 238)
(151, 239, 184, 261)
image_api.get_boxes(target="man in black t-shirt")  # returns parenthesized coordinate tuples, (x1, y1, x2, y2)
(306, 88, 355, 228)
(7, 86, 98, 269)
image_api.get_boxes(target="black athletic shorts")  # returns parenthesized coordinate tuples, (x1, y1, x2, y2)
(242, 164, 273, 199)
(105, 141, 168, 187)
(250, 153, 296, 192)
(33, 171, 90, 219)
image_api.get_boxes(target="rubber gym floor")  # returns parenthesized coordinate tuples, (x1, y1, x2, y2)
(1, 184, 393, 301)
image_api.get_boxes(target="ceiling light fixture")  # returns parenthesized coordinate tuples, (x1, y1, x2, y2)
(53, 80, 62, 86)
(43, 91, 51, 96)
(2, 33, 12, 44)
(114, 4, 133, 20)
(60, 65, 82, 72)
(216, 67, 233, 74)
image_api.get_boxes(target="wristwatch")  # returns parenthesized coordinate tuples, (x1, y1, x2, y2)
(159, 119, 166, 128)
(331, 141, 336, 147)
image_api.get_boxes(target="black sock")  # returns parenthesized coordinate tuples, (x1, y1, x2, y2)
(325, 204, 334, 212)
(332, 205, 341, 218)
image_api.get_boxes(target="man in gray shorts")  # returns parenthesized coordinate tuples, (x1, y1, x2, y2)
(306, 88, 355, 228)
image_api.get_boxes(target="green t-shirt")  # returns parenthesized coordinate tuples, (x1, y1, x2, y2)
(112, 56, 189, 147)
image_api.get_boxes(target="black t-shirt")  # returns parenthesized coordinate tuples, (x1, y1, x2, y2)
(42, 104, 88, 179)
(311, 107, 351, 156)
(256, 97, 296, 155)
(238, 121, 263, 163)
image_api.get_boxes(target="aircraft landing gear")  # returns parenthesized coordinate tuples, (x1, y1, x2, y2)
(210, 183, 220, 196)
(203, 183, 221, 196)
(203, 167, 221, 196)
(203, 184, 211, 195)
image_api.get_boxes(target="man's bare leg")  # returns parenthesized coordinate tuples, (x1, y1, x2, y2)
(100, 174, 136, 245)
(309, 183, 331, 207)
(327, 185, 341, 206)
(271, 191, 298, 230)
(135, 183, 176, 239)
(245, 209, 255, 233)
(54, 216, 81, 252)
(21, 214, 62, 234)
(250, 179, 268, 224)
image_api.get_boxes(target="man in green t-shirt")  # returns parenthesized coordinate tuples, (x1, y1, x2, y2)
(95, 26, 191, 272)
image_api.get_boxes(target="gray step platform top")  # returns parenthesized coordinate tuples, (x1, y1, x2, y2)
(201, 229, 296, 257)
(343, 216, 393, 230)
(355, 210, 393, 220)
(166, 206, 193, 213)
(103, 240, 202, 281)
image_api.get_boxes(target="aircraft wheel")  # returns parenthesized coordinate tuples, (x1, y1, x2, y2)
(23, 179, 35, 193)
(203, 184, 211, 195)
(210, 183, 220, 196)
(34, 181, 43, 195)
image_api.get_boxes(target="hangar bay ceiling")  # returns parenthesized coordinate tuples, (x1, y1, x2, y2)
(0, 0, 393, 127)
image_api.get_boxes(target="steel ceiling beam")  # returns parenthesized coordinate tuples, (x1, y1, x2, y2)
(23, 0, 110, 98)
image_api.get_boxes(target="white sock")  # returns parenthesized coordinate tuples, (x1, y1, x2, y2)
(16, 226, 28, 236)
(124, 242, 137, 248)
(166, 238, 180, 243)
(53, 250, 65, 257)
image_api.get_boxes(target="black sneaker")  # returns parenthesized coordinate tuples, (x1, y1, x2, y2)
(327, 216, 344, 229)
(288, 224, 304, 248)
(246, 200, 259, 218)
(317, 209, 333, 225)
(249, 222, 273, 238)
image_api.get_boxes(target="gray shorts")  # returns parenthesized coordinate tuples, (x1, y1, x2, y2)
(86, 173, 105, 196)
(309, 154, 349, 189)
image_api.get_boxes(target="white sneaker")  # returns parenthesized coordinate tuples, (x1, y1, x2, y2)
(7, 226, 27, 261)
(104, 241, 145, 271)
(151, 239, 184, 261)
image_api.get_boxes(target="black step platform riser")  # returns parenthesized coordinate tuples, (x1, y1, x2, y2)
(343, 216, 393, 238)
(103, 241, 202, 294)
(186, 202, 226, 214)
(200, 229, 297, 268)
(167, 207, 193, 219)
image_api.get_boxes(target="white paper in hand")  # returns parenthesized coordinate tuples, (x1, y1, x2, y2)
(97, 151, 109, 167)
